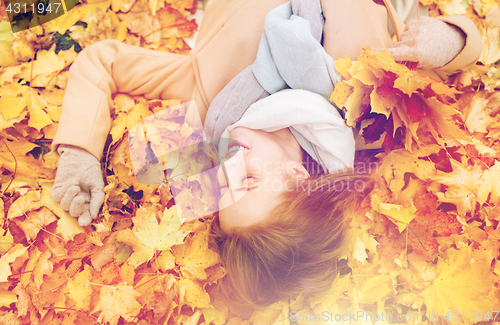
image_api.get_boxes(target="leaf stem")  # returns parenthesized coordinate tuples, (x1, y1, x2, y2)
(0, 136, 17, 197)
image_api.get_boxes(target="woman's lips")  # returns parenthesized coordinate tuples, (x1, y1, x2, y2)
(224, 140, 249, 159)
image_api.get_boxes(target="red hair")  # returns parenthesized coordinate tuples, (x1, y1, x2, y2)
(210, 171, 371, 310)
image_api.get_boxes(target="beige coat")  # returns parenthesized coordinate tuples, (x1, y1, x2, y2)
(52, 0, 482, 160)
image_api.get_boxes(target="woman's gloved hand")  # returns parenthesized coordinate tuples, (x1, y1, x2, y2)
(52, 145, 105, 226)
(386, 16, 466, 70)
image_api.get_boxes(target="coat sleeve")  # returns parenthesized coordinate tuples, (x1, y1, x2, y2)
(384, 0, 481, 80)
(52, 39, 195, 160)
(433, 15, 482, 79)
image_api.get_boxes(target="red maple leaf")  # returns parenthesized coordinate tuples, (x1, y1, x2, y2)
(402, 93, 427, 123)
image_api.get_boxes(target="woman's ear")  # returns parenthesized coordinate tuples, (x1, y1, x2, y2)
(285, 160, 310, 180)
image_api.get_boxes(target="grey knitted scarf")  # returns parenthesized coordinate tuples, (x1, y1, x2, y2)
(203, 0, 340, 140)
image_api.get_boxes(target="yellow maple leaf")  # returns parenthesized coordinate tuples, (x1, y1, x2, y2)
(0, 137, 37, 168)
(202, 307, 229, 325)
(359, 48, 407, 78)
(111, 0, 137, 13)
(372, 196, 418, 232)
(333, 54, 352, 79)
(421, 246, 498, 321)
(0, 229, 14, 255)
(39, 182, 84, 241)
(479, 24, 500, 67)
(0, 109, 27, 134)
(0, 288, 17, 309)
(439, 0, 469, 15)
(19, 50, 65, 82)
(477, 160, 500, 205)
(352, 273, 394, 305)
(249, 301, 289, 325)
(17, 88, 53, 131)
(343, 78, 372, 127)
(166, 0, 195, 15)
(0, 21, 17, 67)
(117, 2, 162, 44)
(176, 278, 211, 310)
(0, 197, 3, 226)
(431, 160, 484, 215)
(370, 89, 397, 118)
(330, 81, 353, 108)
(464, 95, 495, 133)
(472, 0, 497, 16)
(64, 265, 92, 310)
(424, 97, 470, 144)
(0, 244, 28, 282)
(377, 148, 437, 192)
(172, 226, 219, 280)
(157, 249, 176, 272)
(350, 59, 379, 86)
(92, 283, 142, 325)
(346, 227, 379, 262)
(110, 101, 153, 144)
(116, 206, 188, 267)
(0, 95, 23, 120)
(308, 274, 350, 319)
(394, 71, 432, 96)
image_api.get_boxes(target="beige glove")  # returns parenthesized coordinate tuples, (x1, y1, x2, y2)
(52, 145, 105, 226)
(386, 17, 466, 70)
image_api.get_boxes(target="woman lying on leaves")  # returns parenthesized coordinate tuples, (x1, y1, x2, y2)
(51, 0, 481, 312)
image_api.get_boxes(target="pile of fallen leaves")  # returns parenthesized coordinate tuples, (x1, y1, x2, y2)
(0, 0, 500, 324)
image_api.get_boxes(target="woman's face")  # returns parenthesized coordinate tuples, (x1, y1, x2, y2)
(216, 127, 309, 233)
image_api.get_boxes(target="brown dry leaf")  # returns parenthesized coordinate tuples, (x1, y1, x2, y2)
(6, 190, 41, 220)
(0, 244, 28, 282)
(32, 249, 53, 290)
(15, 207, 57, 242)
(12, 283, 34, 320)
(0, 228, 14, 255)
(91, 232, 119, 271)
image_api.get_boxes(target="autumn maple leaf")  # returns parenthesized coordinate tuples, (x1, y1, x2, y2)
(92, 283, 142, 325)
(116, 205, 188, 268)
(431, 159, 484, 215)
